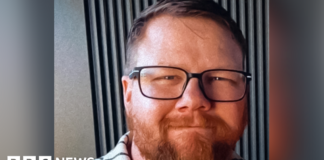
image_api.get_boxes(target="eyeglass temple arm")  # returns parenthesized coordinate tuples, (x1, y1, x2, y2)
(246, 74, 252, 81)
(129, 70, 139, 79)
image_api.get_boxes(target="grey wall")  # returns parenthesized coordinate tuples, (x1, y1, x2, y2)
(55, 0, 96, 158)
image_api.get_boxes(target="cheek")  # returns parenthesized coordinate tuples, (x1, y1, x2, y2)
(213, 99, 247, 129)
(130, 83, 176, 126)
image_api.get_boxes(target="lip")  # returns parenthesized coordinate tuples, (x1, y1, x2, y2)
(169, 126, 213, 135)
(177, 126, 207, 128)
(170, 126, 213, 129)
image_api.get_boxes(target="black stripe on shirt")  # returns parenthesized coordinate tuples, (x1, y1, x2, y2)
(99, 152, 130, 160)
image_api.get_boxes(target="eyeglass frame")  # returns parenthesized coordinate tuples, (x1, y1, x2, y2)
(129, 66, 252, 102)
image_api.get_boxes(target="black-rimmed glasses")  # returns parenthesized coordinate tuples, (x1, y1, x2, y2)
(129, 66, 252, 102)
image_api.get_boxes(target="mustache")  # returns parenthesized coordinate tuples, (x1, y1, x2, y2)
(160, 113, 228, 129)
(158, 113, 232, 142)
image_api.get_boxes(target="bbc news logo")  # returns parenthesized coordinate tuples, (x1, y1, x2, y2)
(7, 156, 94, 160)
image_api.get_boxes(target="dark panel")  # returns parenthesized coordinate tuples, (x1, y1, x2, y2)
(133, 0, 141, 18)
(96, 0, 116, 150)
(125, 0, 134, 33)
(83, 0, 107, 156)
(229, 0, 237, 22)
(239, 0, 246, 38)
(247, 0, 257, 160)
(116, 0, 127, 73)
(221, 0, 228, 10)
(237, 1, 250, 159)
(143, 0, 149, 8)
(106, 0, 124, 141)
(264, 0, 269, 160)
(229, 0, 239, 155)
(256, 0, 265, 159)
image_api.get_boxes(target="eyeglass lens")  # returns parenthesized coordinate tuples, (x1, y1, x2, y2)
(139, 67, 246, 101)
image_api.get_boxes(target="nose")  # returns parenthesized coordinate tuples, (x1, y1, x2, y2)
(175, 78, 211, 112)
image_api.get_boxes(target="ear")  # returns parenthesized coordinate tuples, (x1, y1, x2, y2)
(122, 76, 132, 115)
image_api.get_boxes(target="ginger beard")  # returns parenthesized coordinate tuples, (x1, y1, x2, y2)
(127, 109, 247, 160)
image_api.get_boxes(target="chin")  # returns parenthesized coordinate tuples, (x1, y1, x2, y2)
(171, 134, 233, 160)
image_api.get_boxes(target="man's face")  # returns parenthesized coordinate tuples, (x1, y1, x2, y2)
(122, 15, 247, 160)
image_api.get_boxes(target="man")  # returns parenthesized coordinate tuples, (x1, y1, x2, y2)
(98, 0, 249, 159)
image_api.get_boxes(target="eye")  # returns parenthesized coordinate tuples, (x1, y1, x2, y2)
(152, 75, 183, 85)
(153, 75, 178, 81)
(212, 77, 226, 81)
(164, 76, 175, 80)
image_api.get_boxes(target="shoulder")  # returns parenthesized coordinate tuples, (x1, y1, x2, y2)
(95, 133, 131, 160)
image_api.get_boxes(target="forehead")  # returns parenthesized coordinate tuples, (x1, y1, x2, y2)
(135, 15, 243, 72)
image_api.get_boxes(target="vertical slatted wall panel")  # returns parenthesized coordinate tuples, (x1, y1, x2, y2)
(265, 0, 269, 159)
(98, 0, 115, 150)
(84, 0, 269, 159)
(84, 1, 107, 154)
(256, 1, 265, 160)
(106, 0, 124, 141)
(83, 0, 107, 156)
(247, 1, 257, 160)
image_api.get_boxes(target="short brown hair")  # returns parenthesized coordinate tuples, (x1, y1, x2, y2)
(124, 0, 246, 75)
